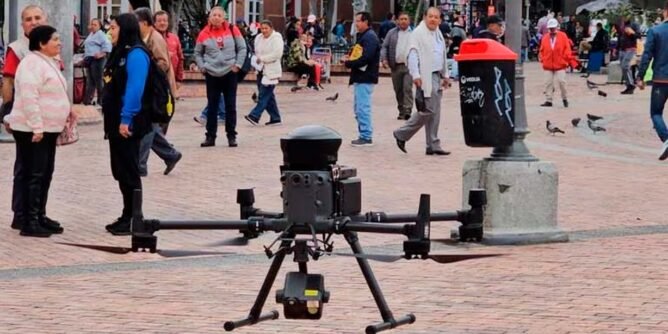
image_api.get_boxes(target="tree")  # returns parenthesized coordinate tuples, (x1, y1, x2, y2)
(159, 0, 186, 33)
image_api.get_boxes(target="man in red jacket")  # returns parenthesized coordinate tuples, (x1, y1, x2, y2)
(539, 18, 572, 108)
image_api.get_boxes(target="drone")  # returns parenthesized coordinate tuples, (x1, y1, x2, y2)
(62, 125, 499, 333)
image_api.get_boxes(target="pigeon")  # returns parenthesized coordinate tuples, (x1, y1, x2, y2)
(587, 119, 606, 134)
(251, 92, 258, 103)
(290, 86, 303, 93)
(546, 120, 565, 135)
(586, 80, 598, 90)
(325, 92, 339, 102)
(587, 113, 604, 122)
(571, 118, 581, 127)
(597, 90, 607, 97)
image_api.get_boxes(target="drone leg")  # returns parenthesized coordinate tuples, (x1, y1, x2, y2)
(343, 231, 416, 334)
(223, 238, 292, 331)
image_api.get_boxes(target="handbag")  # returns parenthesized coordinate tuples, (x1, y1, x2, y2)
(38, 52, 79, 146)
(57, 112, 79, 146)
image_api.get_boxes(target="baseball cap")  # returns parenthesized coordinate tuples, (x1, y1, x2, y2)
(486, 15, 504, 25)
(547, 18, 559, 29)
(307, 14, 316, 23)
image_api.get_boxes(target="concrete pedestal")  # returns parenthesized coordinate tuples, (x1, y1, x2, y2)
(459, 160, 568, 245)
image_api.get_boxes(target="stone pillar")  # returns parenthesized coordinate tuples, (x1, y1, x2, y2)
(9, 0, 75, 98)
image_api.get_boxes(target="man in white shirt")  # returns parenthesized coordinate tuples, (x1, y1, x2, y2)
(381, 12, 413, 120)
(393, 7, 450, 156)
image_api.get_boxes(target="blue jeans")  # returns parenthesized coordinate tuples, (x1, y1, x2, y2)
(249, 74, 281, 122)
(353, 83, 374, 140)
(520, 48, 528, 63)
(200, 94, 226, 120)
(650, 84, 668, 142)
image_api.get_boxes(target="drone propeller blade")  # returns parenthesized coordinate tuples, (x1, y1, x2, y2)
(426, 254, 503, 264)
(56, 242, 132, 254)
(155, 249, 233, 258)
(205, 237, 250, 247)
(334, 253, 404, 263)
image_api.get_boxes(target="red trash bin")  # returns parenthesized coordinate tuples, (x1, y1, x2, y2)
(455, 39, 518, 148)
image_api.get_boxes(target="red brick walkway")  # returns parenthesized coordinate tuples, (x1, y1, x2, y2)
(1, 63, 667, 333)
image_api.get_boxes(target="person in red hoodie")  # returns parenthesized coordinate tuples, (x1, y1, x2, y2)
(539, 18, 572, 108)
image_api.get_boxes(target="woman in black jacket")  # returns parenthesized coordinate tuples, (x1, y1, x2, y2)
(101, 13, 152, 235)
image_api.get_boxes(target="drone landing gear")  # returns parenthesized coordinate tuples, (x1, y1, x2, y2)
(224, 231, 415, 333)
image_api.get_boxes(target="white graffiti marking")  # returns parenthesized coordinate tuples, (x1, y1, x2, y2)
(461, 87, 485, 108)
(493, 67, 515, 128)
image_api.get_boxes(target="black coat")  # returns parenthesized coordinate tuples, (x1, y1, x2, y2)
(345, 29, 380, 85)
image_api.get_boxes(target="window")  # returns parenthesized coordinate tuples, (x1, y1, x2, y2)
(246, 0, 263, 24)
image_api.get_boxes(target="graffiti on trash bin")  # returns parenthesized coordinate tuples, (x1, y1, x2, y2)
(493, 67, 515, 128)
(461, 86, 485, 108)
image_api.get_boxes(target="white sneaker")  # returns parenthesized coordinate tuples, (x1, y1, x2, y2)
(659, 139, 668, 161)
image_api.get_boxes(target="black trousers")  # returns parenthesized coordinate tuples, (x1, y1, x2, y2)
(289, 63, 317, 86)
(12, 131, 59, 224)
(204, 72, 238, 140)
(108, 134, 142, 219)
(84, 57, 106, 105)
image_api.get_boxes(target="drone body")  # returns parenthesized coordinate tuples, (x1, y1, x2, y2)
(69, 125, 497, 333)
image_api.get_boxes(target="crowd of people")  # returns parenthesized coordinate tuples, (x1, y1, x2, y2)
(3, 2, 668, 239)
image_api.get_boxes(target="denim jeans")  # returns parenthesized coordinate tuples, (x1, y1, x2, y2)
(139, 123, 181, 173)
(520, 48, 528, 63)
(205, 72, 238, 139)
(353, 83, 374, 140)
(200, 94, 226, 120)
(84, 57, 106, 105)
(650, 84, 668, 142)
(447, 59, 459, 78)
(249, 74, 281, 122)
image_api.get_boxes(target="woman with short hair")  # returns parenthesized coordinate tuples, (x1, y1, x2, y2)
(3, 25, 71, 237)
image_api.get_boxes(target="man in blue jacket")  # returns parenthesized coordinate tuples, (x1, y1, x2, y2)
(343, 11, 380, 146)
(637, 1, 668, 160)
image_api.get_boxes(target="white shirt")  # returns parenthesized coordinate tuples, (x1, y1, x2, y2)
(407, 30, 445, 78)
(395, 28, 411, 64)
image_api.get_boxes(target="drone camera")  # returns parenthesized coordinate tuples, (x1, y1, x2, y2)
(276, 272, 330, 319)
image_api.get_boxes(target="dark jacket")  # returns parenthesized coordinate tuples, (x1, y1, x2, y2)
(102, 46, 151, 138)
(591, 29, 609, 52)
(639, 22, 668, 83)
(477, 29, 500, 42)
(618, 21, 641, 50)
(345, 28, 380, 85)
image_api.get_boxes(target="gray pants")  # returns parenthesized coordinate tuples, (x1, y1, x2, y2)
(620, 49, 636, 89)
(139, 123, 180, 174)
(391, 64, 414, 117)
(393, 73, 443, 151)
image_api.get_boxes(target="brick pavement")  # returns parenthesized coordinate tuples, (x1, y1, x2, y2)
(1, 62, 668, 333)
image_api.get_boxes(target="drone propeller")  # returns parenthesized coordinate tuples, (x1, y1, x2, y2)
(334, 252, 502, 264)
(56, 242, 233, 258)
(204, 236, 250, 247)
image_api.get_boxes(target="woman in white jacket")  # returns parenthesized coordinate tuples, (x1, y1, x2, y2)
(244, 20, 284, 126)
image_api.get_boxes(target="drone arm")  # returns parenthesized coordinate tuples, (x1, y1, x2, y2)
(357, 211, 459, 223)
(341, 222, 411, 236)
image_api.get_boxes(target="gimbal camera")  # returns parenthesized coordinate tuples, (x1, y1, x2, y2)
(65, 125, 497, 333)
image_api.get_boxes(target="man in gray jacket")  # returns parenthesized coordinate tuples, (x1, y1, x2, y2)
(195, 6, 247, 147)
(381, 12, 413, 120)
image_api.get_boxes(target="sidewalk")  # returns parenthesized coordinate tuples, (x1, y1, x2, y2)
(1, 62, 667, 333)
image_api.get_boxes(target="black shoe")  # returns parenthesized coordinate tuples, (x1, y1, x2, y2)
(244, 115, 259, 126)
(20, 220, 52, 238)
(200, 136, 215, 147)
(351, 138, 373, 146)
(164, 152, 182, 175)
(540, 101, 553, 107)
(563, 99, 569, 108)
(394, 133, 407, 153)
(105, 217, 131, 236)
(11, 215, 23, 230)
(39, 216, 63, 234)
(228, 138, 238, 147)
(193, 116, 205, 125)
(426, 148, 451, 156)
(265, 120, 282, 126)
(621, 88, 634, 95)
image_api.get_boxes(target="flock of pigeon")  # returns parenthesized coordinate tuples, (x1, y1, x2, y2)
(545, 77, 610, 136)
(546, 113, 607, 135)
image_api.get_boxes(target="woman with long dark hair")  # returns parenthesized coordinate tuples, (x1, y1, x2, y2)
(101, 13, 151, 235)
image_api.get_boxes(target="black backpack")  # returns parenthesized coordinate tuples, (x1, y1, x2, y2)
(142, 50, 175, 124)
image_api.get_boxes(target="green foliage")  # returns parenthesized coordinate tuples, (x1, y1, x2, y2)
(589, 3, 639, 25)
